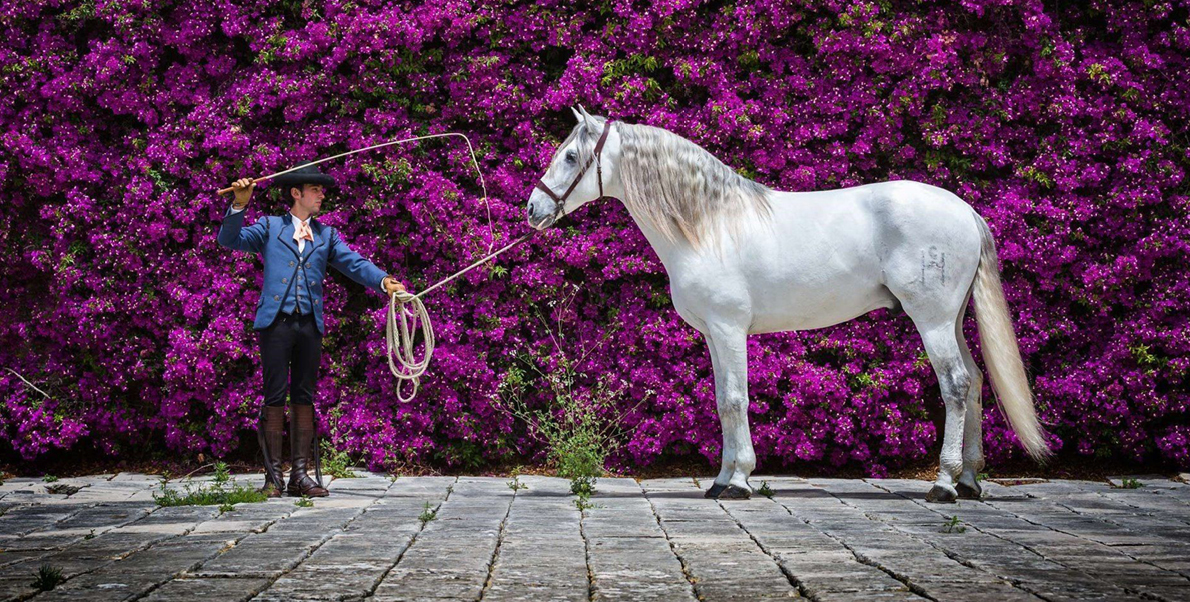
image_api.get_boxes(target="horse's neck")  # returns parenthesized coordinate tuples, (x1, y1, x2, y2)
(613, 197, 694, 270)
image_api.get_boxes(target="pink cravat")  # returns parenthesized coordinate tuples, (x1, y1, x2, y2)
(294, 219, 313, 244)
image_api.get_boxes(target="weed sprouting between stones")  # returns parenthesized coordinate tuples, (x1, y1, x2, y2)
(31, 564, 63, 591)
(41, 475, 58, 483)
(941, 515, 966, 534)
(493, 289, 645, 511)
(320, 409, 361, 478)
(1120, 477, 1143, 489)
(320, 442, 360, 479)
(757, 481, 775, 498)
(153, 461, 268, 507)
(507, 476, 527, 492)
(294, 496, 313, 508)
(419, 501, 438, 524)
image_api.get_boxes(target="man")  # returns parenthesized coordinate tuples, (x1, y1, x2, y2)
(218, 165, 406, 497)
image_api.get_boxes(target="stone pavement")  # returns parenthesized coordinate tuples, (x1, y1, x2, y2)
(0, 472, 1188, 601)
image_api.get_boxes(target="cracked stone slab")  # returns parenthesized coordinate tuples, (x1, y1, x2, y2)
(0, 475, 1187, 600)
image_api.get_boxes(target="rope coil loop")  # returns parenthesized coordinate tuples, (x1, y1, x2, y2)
(386, 290, 433, 403)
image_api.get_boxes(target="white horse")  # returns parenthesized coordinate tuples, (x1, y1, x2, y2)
(528, 107, 1050, 503)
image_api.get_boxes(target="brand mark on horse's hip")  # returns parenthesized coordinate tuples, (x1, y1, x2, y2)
(921, 246, 947, 286)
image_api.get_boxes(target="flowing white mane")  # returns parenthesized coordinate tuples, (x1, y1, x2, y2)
(614, 122, 772, 248)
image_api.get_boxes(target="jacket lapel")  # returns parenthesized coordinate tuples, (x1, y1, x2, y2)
(307, 218, 326, 259)
(276, 214, 302, 259)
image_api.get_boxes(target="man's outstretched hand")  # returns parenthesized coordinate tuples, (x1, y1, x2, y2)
(384, 276, 412, 301)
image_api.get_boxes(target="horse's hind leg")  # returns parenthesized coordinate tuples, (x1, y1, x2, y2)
(912, 319, 975, 503)
(703, 326, 755, 500)
(955, 309, 986, 500)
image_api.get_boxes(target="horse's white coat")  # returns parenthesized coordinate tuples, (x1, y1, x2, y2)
(528, 109, 1049, 501)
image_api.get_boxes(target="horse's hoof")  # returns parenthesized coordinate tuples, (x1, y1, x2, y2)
(720, 484, 752, 500)
(926, 484, 958, 504)
(705, 483, 728, 499)
(956, 480, 983, 500)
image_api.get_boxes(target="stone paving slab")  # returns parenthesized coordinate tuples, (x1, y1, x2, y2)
(0, 473, 1187, 600)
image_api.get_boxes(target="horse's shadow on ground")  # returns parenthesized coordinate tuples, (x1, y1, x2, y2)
(511, 488, 1031, 503)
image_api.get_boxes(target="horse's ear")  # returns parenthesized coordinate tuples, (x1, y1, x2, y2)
(570, 106, 583, 123)
(576, 104, 601, 131)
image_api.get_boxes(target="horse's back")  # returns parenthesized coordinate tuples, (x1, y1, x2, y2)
(743, 180, 981, 331)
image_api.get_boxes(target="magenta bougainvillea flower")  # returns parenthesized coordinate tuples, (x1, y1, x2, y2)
(1, 1, 1187, 473)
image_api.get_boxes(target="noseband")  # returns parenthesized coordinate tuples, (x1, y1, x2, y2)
(534, 121, 614, 220)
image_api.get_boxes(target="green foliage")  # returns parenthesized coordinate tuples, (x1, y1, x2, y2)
(32, 564, 64, 591)
(757, 481, 775, 498)
(1119, 477, 1143, 489)
(320, 440, 360, 479)
(153, 461, 268, 507)
(507, 476, 527, 491)
(941, 515, 966, 533)
(41, 474, 58, 483)
(494, 288, 637, 501)
(569, 476, 595, 497)
(419, 501, 438, 523)
(294, 496, 314, 508)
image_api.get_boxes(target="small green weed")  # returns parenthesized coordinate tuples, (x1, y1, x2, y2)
(153, 461, 268, 507)
(493, 292, 645, 504)
(1120, 478, 1143, 489)
(294, 496, 313, 508)
(570, 476, 595, 497)
(941, 515, 966, 534)
(419, 501, 438, 524)
(574, 497, 594, 512)
(41, 475, 58, 483)
(757, 481, 775, 498)
(219, 502, 235, 513)
(84, 530, 95, 540)
(321, 440, 360, 479)
(31, 564, 64, 591)
(507, 476, 527, 492)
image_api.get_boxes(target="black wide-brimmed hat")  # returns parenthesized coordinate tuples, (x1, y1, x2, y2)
(272, 164, 335, 190)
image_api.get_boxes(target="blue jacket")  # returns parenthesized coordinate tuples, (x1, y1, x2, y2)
(218, 205, 388, 335)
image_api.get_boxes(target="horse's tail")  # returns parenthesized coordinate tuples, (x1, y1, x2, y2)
(971, 213, 1052, 462)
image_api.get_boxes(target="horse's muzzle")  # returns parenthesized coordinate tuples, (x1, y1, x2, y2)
(526, 197, 558, 230)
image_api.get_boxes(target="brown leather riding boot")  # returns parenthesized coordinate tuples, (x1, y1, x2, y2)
(287, 405, 328, 497)
(257, 406, 286, 498)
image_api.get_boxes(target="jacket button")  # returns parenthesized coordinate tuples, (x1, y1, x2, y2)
(273, 295, 280, 301)
(315, 299, 320, 304)
(282, 278, 288, 283)
(288, 261, 294, 267)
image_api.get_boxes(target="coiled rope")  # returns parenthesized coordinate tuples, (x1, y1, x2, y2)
(385, 232, 533, 402)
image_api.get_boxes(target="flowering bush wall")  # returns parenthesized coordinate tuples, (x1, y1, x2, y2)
(2, 0, 1187, 473)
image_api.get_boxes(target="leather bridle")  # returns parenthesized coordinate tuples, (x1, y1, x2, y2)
(534, 121, 614, 221)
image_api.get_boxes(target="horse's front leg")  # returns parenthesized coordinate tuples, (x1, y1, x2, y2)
(703, 326, 755, 500)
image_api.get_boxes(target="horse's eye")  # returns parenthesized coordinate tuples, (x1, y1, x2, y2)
(565, 151, 576, 164)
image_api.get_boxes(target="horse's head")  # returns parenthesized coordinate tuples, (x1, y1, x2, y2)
(527, 106, 613, 229)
